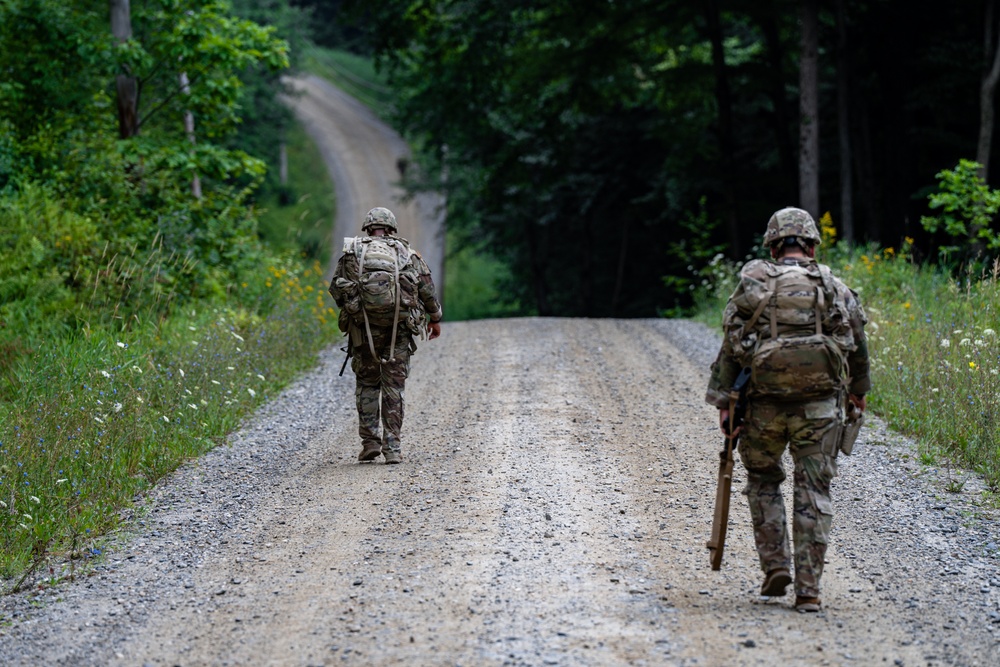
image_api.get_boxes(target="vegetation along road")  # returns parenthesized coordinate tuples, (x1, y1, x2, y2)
(2, 74, 999, 667)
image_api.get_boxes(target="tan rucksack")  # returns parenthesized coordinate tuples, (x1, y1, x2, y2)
(731, 260, 854, 400)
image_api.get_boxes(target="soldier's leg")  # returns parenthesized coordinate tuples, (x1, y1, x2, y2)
(739, 401, 792, 574)
(789, 397, 840, 599)
(379, 334, 412, 456)
(352, 347, 383, 456)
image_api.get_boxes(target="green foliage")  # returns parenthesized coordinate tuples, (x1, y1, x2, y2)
(355, 0, 722, 316)
(921, 159, 1000, 264)
(255, 121, 337, 266)
(0, 258, 340, 583)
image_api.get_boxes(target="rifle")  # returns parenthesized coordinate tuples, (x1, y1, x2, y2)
(706, 366, 752, 571)
(339, 339, 353, 377)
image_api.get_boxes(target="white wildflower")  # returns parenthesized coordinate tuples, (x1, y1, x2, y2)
(56, 479, 67, 484)
(179, 368, 185, 378)
(94, 416, 104, 424)
(22, 513, 32, 521)
(212, 380, 221, 385)
(960, 338, 971, 347)
(188, 403, 198, 410)
(975, 339, 986, 347)
(29, 496, 39, 504)
(113, 402, 123, 413)
(227, 366, 235, 371)
(256, 374, 265, 382)
(100, 370, 111, 378)
(189, 326, 197, 331)
(931, 387, 939, 393)
(191, 340, 199, 346)
(131, 365, 143, 374)
(18, 523, 28, 530)
(231, 331, 245, 342)
(185, 389, 192, 396)
(954, 329, 964, 335)
(162, 415, 170, 423)
(137, 395, 144, 403)
(985, 329, 996, 337)
(117, 341, 126, 348)
(940, 339, 950, 348)
(0, 500, 7, 508)
(247, 388, 256, 398)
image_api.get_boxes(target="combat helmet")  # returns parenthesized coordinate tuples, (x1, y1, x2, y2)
(762, 207, 821, 247)
(362, 207, 398, 233)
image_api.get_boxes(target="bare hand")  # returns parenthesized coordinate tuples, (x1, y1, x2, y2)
(427, 321, 441, 340)
(719, 408, 741, 437)
(848, 394, 866, 412)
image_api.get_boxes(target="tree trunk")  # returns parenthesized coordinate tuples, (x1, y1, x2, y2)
(179, 71, 202, 199)
(978, 0, 1000, 181)
(111, 0, 140, 138)
(706, 0, 740, 255)
(799, 0, 820, 218)
(757, 3, 796, 192)
(836, 0, 855, 242)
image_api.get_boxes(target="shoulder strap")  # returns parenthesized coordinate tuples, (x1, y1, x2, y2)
(745, 276, 776, 335)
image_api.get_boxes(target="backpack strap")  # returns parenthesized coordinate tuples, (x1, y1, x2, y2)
(744, 276, 777, 336)
(814, 285, 825, 335)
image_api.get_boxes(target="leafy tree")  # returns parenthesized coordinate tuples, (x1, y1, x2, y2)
(921, 159, 1000, 264)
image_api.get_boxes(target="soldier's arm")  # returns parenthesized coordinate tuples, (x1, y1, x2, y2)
(845, 289, 872, 398)
(410, 252, 443, 323)
(328, 253, 356, 308)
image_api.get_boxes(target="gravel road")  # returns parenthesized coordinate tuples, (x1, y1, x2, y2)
(1, 319, 999, 666)
(2, 75, 999, 667)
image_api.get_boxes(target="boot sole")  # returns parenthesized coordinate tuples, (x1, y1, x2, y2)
(760, 570, 792, 597)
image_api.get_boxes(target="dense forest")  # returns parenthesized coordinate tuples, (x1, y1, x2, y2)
(3, 0, 1000, 323)
(309, 0, 1000, 316)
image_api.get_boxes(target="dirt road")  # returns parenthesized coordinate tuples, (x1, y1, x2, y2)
(2, 75, 999, 666)
(285, 74, 445, 286)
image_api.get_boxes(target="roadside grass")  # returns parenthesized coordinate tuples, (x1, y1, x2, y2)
(0, 255, 339, 587)
(444, 229, 522, 321)
(688, 224, 1000, 491)
(301, 45, 393, 113)
(256, 120, 336, 268)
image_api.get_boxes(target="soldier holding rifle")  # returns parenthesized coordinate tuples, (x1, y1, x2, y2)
(705, 207, 870, 612)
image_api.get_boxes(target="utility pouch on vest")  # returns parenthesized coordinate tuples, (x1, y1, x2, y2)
(839, 402, 864, 455)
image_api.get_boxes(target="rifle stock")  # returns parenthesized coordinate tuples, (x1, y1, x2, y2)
(706, 367, 751, 571)
(706, 435, 735, 570)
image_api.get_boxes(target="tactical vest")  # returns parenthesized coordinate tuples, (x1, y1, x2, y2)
(738, 261, 851, 400)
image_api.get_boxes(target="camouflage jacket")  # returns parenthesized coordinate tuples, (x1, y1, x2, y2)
(705, 256, 870, 408)
(328, 235, 442, 345)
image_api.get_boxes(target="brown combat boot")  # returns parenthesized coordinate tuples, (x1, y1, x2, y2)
(760, 568, 792, 597)
(358, 443, 382, 462)
(383, 450, 402, 464)
(795, 596, 822, 612)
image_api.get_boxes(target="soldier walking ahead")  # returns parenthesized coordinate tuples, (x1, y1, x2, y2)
(329, 207, 442, 464)
(705, 207, 870, 612)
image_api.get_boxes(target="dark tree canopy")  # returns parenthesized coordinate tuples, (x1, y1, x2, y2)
(335, 0, 994, 316)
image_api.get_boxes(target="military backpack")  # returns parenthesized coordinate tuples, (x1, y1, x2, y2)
(734, 260, 853, 400)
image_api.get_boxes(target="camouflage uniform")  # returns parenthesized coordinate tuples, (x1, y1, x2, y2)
(705, 208, 870, 601)
(328, 208, 442, 462)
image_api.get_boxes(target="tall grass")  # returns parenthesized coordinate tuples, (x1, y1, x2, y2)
(0, 253, 339, 588)
(688, 218, 1000, 489)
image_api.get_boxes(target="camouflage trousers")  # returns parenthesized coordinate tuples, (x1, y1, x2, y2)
(351, 326, 413, 454)
(738, 394, 841, 598)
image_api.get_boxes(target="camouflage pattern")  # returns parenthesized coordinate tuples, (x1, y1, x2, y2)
(705, 239, 870, 601)
(762, 207, 822, 247)
(739, 395, 839, 598)
(362, 206, 398, 233)
(328, 220, 442, 460)
(352, 325, 412, 454)
(706, 256, 870, 407)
